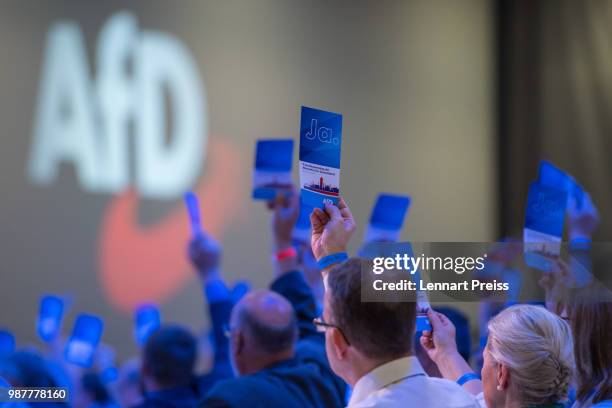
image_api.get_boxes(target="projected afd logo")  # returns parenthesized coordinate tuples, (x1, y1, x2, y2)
(24, 11, 249, 313)
(27, 11, 206, 198)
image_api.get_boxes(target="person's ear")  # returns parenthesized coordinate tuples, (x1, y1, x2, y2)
(497, 363, 510, 391)
(331, 328, 349, 360)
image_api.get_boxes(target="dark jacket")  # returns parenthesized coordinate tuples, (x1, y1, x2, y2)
(199, 271, 346, 408)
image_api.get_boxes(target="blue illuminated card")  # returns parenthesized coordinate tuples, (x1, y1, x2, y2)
(252, 139, 294, 200)
(134, 304, 161, 346)
(65, 314, 103, 367)
(523, 182, 567, 271)
(0, 330, 15, 357)
(299, 106, 342, 208)
(538, 160, 584, 210)
(365, 194, 411, 243)
(37, 295, 64, 342)
(416, 314, 432, 332)
(184, 192, 202, 237)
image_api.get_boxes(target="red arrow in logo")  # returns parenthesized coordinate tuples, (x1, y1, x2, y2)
(98, 137, 246, 312)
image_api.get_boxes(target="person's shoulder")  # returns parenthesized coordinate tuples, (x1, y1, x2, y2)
(409, 376, 480, 408)
(202, 375, 266, 405)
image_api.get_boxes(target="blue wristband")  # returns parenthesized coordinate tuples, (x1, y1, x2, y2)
(317, 252, 349, 269)
(456, 372, 480, 386)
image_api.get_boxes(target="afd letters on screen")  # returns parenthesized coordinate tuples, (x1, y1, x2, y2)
(27, 11, 207, 199)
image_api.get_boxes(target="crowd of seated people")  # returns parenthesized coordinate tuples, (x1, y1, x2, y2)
(0, 185, 610, 408)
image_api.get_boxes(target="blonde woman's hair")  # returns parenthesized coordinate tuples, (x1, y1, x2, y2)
(486, 304, 575, 406)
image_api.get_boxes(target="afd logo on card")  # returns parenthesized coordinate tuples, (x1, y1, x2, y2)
(299, 107, 342, 169)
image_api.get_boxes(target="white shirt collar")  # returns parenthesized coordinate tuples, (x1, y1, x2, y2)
(348, 356, 426, 407)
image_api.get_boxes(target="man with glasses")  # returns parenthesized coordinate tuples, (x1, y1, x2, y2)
(310, 199, 480, 407)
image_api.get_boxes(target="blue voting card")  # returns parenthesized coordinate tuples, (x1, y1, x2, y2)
(416, 314, 432, 333)
(37, 295, 64, 342)
(523, 181, 567, 272)
(0, 330, 15, 357)
(538, 160, 584, 210)
(134, 304, 161, 346)
(184, 192, 202, 237)
(65, 314, 103, 367)
(364, 194, 411, 243)
(299, 106, 343, 208)
(252, 139, 294, 200)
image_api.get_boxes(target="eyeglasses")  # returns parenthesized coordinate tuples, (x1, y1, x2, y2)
(313, 317, 351, 346)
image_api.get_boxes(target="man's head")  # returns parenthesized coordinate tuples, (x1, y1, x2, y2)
(141, 325, 197, 391)
(229, 290, 298, 376)
(323, 258, 417, 385)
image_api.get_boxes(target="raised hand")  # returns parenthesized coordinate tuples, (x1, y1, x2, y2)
(568, 191, 599, 240)
(271, 186, 300, 250)
(188, 232, 222, 282)
(310, 197, 356, 260)
(419, 310, 458, 365)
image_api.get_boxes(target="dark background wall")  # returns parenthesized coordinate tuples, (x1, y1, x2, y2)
(0, 0, 494, 358)
(497, 0, 612, 240)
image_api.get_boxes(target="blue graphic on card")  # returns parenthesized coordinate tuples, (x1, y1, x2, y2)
(365, 194, 411, 243)
(37, 295, 64, 342)
(65, 314, 104, 367)
(538, 160, 584, 210)
(134, 304, 161, 346)
(523, 181, 567, 272)
(299, 106, 342, 208)
(253, 139, 294, 200)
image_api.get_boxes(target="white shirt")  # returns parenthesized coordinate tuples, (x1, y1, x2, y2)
(348, 356, 481, 408)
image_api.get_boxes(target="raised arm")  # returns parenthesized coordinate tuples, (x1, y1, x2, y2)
(309, 197, 356, 281)
(266, 187, 320, 340)
(188, 233, 233, 378)
(420, 309, 483, 396)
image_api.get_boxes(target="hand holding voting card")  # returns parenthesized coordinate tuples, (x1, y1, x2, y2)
(134, 304, 161, 346)
(523, 182, 567, 272)
(364, 194, 411, 243)
(184, 191, 202, 237)
(299, 106, 343, 208)
(37, 295, 64, 342)
(252, 139, 294, 201)
(65, 314, 103, 367)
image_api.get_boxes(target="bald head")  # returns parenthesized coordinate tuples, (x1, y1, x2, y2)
(232, 290, 298, 354)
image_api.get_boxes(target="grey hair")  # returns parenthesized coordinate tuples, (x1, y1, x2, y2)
(487, 304, 575, 406)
